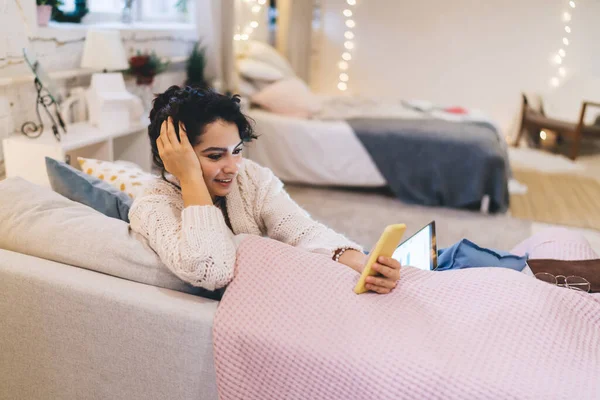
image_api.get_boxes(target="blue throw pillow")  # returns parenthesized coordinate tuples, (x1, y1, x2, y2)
(437, 239, 528, 272)
(45, 157, 132, 222)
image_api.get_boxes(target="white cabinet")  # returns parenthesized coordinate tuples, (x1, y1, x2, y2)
(2, 121, 151, 187)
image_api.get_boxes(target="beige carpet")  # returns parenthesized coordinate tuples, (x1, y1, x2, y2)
(286, 184, 532, 251)
(510, 169, 600, 231)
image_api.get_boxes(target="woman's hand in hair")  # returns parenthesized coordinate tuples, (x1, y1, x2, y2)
(157, 117, 201, 183)
(157, 117, 212, 206)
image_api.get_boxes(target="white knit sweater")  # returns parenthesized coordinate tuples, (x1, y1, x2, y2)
(129, 159, 362, 290)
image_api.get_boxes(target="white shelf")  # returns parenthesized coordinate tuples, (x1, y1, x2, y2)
(6, 120, 148, 151)
(40, 21, 196, 33)
(2, 120, 152, 187)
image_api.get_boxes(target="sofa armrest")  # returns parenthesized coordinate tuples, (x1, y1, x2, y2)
(0, 249, 219, 400)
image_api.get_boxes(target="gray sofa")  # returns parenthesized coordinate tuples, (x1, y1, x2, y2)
(0, 178, 221, 400)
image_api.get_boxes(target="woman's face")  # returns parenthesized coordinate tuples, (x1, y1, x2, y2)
(193, 120, 243, 200)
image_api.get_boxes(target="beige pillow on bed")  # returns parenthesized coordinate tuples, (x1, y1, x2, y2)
(242, 40, 296, 78)
(238, 78, 258, 98)
(238, 58, 284, 82)
(251, 77, 322, 118)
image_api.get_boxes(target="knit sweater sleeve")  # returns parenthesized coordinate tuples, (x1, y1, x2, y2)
(128, 180, 237, 291)
(246, 161, 363, 257)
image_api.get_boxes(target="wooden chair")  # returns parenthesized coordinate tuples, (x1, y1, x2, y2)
(513, 93, 600, 159)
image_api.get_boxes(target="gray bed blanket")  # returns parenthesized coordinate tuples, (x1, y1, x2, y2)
(348, 118, 510, 213)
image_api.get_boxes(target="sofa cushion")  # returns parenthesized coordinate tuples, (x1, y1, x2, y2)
(0, 177, 222, 299)
(77, 157, 155, 199)
(45, 157, 132, 222)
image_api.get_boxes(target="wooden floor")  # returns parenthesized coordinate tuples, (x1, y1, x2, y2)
(510, 168, 600, 231)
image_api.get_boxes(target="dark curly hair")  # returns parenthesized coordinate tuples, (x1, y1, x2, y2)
(148, 85, 257, 182)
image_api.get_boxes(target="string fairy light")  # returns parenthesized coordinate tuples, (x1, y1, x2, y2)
(234, 0, 265, 43)
(544, 0, 578, 142)
(337, 0, 358, 91)
(548, 1, 577, 90)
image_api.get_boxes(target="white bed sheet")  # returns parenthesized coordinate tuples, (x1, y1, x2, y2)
(245, 109, 386, 187)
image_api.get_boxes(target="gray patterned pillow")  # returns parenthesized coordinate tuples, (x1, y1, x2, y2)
(45, 157, 131, 222)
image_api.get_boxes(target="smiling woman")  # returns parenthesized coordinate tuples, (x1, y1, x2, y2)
(128, 85, 403, 295)
(160, 117, 246, 203)
(146, 86, 256, 194)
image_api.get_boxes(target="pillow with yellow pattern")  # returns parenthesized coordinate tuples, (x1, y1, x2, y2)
(77, 157, 156, 199)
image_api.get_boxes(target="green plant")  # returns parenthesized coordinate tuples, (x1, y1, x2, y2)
(185, 42, 209, 89)
(37, 0, 62, 6)
(127, 51, 170, 85)
(52, 0, 88, 23)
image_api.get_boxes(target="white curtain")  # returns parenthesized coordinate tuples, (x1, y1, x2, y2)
(197, 0, 235, 93)
(276, 0, 314, 83)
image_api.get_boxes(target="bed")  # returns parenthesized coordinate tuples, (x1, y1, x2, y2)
(245, 109, 386, 187)
(236, 41, 510, 212)
(245, 96, 511, 213)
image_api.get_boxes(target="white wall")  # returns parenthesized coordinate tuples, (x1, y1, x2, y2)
(0, 1, 203, 168)
(316, 0, 600, 136)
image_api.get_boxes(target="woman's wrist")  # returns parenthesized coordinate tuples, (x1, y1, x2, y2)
(333, 247, 350, 262)
(337, 249, 367, 274)
(181, 177, 213, 207)
(179, 173, 204, 187)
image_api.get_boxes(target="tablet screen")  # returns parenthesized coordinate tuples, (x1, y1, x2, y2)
(391, 222, 437, 271)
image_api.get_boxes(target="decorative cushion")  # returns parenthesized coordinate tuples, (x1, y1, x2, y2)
(0, 177, 223, 299)
(243, 40, 296, 78)
(77, 157, 155, 199)
(45, 157, 132, 222)
(237, 58, 284, 82)
(251, 77, 323, 118)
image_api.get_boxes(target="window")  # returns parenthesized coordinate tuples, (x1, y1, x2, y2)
(89, 0, 124, 13)
(141, 0, 184, 22)
(58, 0, 193, 24)
(59, 0, 122, 14)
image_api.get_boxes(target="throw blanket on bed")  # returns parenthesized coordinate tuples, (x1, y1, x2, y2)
(348, 118, 510, 212)
(213, 235, 600, 400)
(314, 96, 510, 212)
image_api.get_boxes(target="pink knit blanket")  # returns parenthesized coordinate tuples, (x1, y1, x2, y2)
(213, 235, 600, 399)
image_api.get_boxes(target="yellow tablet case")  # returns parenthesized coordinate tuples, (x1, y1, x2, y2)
(354, 224, 406, 294)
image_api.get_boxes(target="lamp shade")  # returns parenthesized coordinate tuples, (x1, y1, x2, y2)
(80, 29, 129, 71)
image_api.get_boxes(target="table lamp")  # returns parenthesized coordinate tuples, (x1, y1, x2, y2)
(81, 29, 143, 131)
